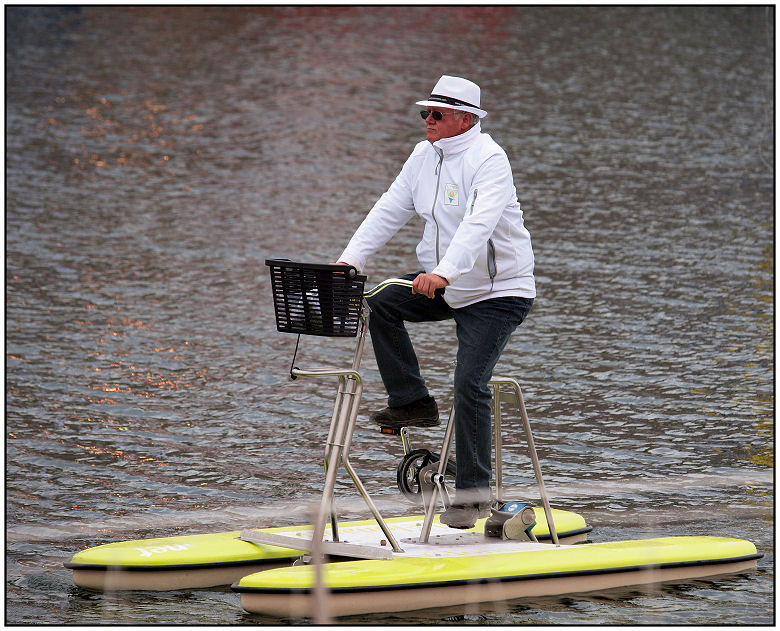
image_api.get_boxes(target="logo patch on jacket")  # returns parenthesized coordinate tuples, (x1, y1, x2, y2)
(444, 183, 459, 206)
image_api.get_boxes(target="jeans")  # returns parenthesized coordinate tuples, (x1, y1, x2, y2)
(366, 272, 533, 503)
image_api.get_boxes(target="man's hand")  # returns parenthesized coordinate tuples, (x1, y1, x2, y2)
(412, 273, 448, 298)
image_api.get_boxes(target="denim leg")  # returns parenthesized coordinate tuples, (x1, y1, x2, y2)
(366, 273, 454, 407)
(452, 296, 533, 503)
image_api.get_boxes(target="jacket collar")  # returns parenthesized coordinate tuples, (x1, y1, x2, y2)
(431, 121, 482, 156)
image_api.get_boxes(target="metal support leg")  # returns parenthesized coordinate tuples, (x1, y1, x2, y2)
(308, 372, 354, 551)
(492, 383, 504, 502)
(416, 377, 559, 547)
(295, 367, 403, 553)
(290, 311, 404, 556)
(418, 405, 456, 543)
(309, 388, 348, 556)
(322, 375, 351, 541)
(339, 378, 403, 553)
(491, 377, 559, 546)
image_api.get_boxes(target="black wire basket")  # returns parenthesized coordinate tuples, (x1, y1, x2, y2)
(265, 259, 367, 337)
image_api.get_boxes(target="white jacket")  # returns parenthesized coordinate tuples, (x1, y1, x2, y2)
(339, 123, 535, 308)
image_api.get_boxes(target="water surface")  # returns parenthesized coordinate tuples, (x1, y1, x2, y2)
(6, 6, 774, 625)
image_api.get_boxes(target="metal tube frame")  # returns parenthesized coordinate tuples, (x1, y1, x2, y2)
(419, 376, 559, 546)
(491, 377, 559, 546)
(418, 405, 456, 543)
(293, 301, 403, 554)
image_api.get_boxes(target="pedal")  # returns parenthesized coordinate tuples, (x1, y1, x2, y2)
(380, 426, 413, 456)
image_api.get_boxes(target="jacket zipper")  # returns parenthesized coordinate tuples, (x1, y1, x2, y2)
(468, 189, 478, 215)
(487, 238, 497, 290)
(431, 147, 444, 263)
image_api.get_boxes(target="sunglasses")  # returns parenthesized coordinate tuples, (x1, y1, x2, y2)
(420, 110, 446, 121)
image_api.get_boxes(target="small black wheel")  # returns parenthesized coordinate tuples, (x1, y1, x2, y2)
(396, 449, 457, 503)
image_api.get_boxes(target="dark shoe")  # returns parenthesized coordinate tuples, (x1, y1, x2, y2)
(440, 503, 491, 530)
(370, 396, 439, 429)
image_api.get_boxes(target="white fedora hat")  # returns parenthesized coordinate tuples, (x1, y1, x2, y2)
(416, 75, 488, 119)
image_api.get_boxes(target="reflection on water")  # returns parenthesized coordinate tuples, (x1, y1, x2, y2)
(6, 5, 774, 625)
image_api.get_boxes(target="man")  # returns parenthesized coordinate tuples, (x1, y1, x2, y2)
(338, 75, 535, 529)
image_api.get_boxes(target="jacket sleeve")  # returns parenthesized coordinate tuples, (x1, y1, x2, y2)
(337, 156, 417, 271)
(432, 152, 515, 282)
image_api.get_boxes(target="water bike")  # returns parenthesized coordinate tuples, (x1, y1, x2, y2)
(66, 260, 761, 617)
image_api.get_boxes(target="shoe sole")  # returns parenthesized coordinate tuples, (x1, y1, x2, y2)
(441, 522, 475, 530)
(440, 510, 489, 530)
(372, 419, 440, 430)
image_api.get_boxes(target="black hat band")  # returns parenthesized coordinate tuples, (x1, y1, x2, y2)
(427, 93, 479, 109)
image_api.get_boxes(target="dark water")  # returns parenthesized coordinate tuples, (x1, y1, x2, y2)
(5, 6, 774, 625)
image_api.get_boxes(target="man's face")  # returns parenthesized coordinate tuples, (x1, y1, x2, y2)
(424, 108, 471, 143)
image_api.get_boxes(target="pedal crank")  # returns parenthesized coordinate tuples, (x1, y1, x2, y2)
(379, 425, 413, 455)
(419, 463, 451, 512)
